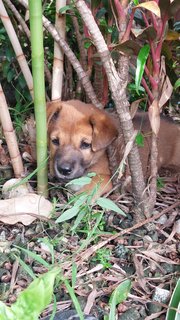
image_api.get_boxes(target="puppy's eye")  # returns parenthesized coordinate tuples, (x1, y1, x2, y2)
(80, 141, 92, 149)
(51, 138, 60, 146)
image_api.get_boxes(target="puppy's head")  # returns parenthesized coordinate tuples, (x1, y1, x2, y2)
(47, 100, 118, 182)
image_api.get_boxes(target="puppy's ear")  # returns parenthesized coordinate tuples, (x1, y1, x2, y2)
(90, 113, 118, 151)
(47, 99, 62, 127)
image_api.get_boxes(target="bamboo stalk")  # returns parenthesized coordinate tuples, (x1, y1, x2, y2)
(28, 0, 48, 196)
(52, 0, 66, 100)
(0, 84, 24, 178)
(0, 0, 33, 98)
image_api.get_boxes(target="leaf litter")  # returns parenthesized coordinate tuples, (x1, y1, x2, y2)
(0, 170, 179, 319)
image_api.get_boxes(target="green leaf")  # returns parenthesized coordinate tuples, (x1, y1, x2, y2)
(0, 268, 60, 320)
(135, 44, 150, 95)
(0, 302, 16, 320)
(135, 132, 144, 147)
(71, 208, 87, 232)
(15, 246, 50, 268)
(7, 70, 15, 83)
(15, 256, 36, 280)
(56, 206, 80, 223)
(133, 0, 139, 4)
(66, 176, 92, 187)
(64, 279, 84, 320)
(96, 198, 126, 217)
(96, 7, 107, 19)
(157, 177, 165, 190)
(166, 278, 180, 320)
(87, 172, 96, 177)
(174, 79, 180, 91)
(72, 194, 89, 207)
(59, 5, 72, 14)
(84, 41, 92, 49)
(109, 280, 132, 320)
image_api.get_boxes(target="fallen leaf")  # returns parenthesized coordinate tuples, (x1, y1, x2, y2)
(0, 194, 53, 225)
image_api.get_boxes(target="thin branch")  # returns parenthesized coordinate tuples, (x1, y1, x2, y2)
(141, 78, 154, 103)
(142, 11, 149, 28)
(122, 11, 134, 42)
(145, 65, 157, 88)
(113, 0, 125, 19)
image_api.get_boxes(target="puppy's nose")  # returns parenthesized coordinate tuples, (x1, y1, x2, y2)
(58, 163, 73, 176)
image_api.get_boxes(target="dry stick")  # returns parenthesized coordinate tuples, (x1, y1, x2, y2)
(0, 0, 33, 98)
(51, 0, 66, 100)
(75, 0, 148, 219)
(0, 84, 24, 177)
(3, 0, 52, 87)
(18, 0, 103, 109)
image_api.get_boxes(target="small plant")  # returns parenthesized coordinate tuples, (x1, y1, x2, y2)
(91, 247, 112, 269)
(56, 173, 126, 228)
(0, 267, 60, 320)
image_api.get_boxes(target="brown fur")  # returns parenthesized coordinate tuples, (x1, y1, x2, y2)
(47, 99, 180, 196)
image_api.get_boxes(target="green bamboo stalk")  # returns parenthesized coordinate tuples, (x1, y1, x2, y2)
(28, 0, 48, 196)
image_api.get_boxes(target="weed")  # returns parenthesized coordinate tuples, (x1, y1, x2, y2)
(91, 247, 112, 269)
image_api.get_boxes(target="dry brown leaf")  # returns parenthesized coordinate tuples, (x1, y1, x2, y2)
(117, 130, 137, 179)
(133, 255, 150, 293)
(0, 194, 53, 225)
(130, 98, 145, 119)
(148, 100, 160, 135)
(144, 310, 166, 320)
(159, 76, 173, 109)
(84, 288, 98, 314)
(131, 26, 157, 41)
(77, 264, 103, 278)
(141, 250, 179, 264)
(134, 1, 161, 18)
(159, 56, 173, 109)
(2, 178, 33, 199)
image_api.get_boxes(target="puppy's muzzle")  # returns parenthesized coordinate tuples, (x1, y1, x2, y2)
(53, 147, 86, 181)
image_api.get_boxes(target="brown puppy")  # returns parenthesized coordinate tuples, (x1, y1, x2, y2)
(47, 99, 180, 195)
(47, 99, 118, 196)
